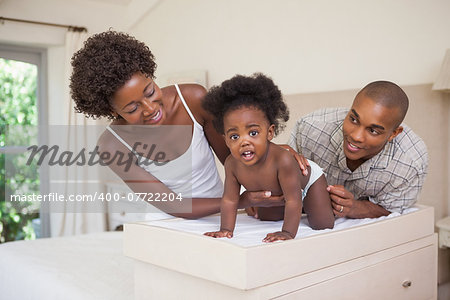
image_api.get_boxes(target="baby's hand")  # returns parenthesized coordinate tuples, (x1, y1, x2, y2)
(204, 229, 233, 239)
(263, 231, 294, 243)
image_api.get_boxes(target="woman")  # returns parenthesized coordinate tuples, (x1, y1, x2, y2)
(70, 31, 292, 218)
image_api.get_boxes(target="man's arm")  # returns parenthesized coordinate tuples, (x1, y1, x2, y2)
(328, 184, 390, 218)
(369, 168, 426, 214)
(329, 168, 426, 218)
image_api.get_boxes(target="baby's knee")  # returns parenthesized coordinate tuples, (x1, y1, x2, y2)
(309, 217, 335, 230)
(257, 207, 285, 221)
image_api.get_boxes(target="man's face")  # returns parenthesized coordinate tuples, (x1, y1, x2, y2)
(342, 94, 403, 170)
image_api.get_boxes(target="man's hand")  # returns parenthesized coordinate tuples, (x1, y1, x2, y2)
(327, 185, 390, 219)
(278, 144, 309, 176)
(327, 185, 356, 218)
(239, 191, 285, 219)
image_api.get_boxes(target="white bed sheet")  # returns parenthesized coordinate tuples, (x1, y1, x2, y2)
(0, 232, 133, 300)
(142, 208, 417, 247)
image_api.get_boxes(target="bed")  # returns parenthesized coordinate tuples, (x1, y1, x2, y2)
(0, 231, 133, 300)
(0, 205, 437, 300)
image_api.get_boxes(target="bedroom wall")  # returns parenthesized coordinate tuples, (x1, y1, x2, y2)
(130, 0, 450, 94)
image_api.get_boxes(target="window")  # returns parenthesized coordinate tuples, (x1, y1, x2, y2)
(0, 44, 49, 241)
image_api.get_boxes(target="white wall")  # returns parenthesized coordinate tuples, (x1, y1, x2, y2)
(2, 0, 449, 120)
(0, 0, 126, 39)
(0, 0, 127, 125)
(131, 0, 450, 94)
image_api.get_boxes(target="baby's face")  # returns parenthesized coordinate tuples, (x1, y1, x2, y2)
(223, 106, 274, 166)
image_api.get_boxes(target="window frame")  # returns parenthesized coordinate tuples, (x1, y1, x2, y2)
(0, 44, 50, 238)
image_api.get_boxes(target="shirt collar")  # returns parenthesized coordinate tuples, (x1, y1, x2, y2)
(371, 139, 394, 169)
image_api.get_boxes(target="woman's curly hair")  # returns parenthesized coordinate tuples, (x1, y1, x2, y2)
(70, 30, 157, 119)
(202, 73, 289, 136)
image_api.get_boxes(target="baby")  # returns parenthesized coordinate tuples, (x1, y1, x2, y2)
(203, 73, 334, 242)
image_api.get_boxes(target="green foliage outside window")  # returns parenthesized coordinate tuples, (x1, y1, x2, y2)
(1, 58, 40, 243)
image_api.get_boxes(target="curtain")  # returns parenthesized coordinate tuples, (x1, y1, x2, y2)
(49, 30, 107, 237)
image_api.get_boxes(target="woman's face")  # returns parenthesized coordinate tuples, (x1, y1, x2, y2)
(111, 72, 165, 125)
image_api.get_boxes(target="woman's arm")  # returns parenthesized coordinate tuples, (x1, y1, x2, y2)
(98, 130, 221, 219)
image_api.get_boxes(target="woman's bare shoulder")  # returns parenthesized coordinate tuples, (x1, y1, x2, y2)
(97, 128, 122, 152)
(160, 84, 206, 103)
(178, 84, 208, 120)
(177, 83, 207, 101)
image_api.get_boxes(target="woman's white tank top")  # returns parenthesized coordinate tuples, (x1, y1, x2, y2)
(106, 84, 224, 198)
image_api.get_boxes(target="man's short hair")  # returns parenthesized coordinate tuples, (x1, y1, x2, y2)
(358, 81, 409, 127)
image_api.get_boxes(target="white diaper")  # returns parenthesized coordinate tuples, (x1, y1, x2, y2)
(302, 159, 323, 199)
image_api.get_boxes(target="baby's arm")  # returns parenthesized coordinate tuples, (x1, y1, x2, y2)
(263, 154, 303, 242)
(303, 174, 335, 230)
(204, 159, 240, 238)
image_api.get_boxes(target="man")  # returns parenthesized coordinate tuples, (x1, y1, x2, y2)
(288, 81, 428, 218)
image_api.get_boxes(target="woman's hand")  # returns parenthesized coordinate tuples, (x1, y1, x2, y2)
(278, 144, 309, 176)
(239, 191, 285, 218)
(204, 229, 233, 238)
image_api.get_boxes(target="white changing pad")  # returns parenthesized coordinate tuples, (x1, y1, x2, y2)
(140, 208, 418, 247)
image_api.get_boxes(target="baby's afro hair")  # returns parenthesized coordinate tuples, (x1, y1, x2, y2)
(202, 73, 289, 136)
(70, 30, 157, 119)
